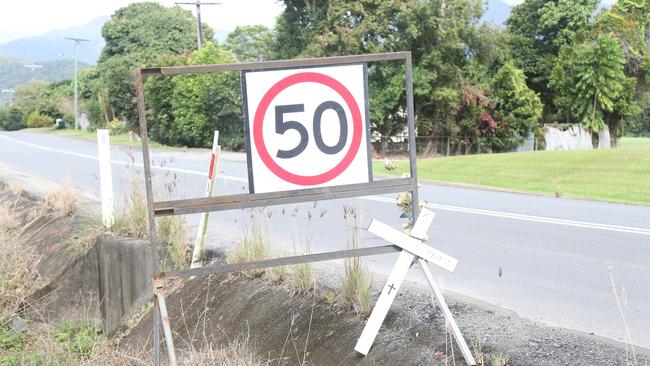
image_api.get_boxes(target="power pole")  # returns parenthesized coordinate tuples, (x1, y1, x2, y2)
(175, 0, 220, 49)
(64, 37, 89, 130)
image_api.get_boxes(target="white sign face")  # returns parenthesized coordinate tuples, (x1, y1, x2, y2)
(243, 64, 371, 193)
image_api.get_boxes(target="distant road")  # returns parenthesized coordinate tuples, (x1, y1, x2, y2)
(1, 130, 649, 349)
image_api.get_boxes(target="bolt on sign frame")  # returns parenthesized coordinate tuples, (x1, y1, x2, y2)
(134, 52, 419, 365)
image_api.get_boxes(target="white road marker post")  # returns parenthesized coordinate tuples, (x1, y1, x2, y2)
(191, 131, 220, 269)
(97, 129, 114, 228)
(355, 208, 476, 366)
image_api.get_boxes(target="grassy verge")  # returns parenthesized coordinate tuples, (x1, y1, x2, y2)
(23, 127, 190, 151)
(374, 137, 650, 205)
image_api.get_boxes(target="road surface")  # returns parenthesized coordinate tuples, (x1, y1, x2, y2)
(1, 130, 649, 349)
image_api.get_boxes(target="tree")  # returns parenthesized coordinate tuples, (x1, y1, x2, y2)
(224, 25, 274, 61)
(274, 0, 413, 156)
(550, 34, 636, 145)
(12, 80, 49, 112)
(273, 0, 329, 59)
(398, 0, 483, 139)
(0, 107, 25, 131)
(145, 42, 242, 149)
(97, 2, 212, 125)
(490, 62, 542, 142)
(507, 0, 598, 116)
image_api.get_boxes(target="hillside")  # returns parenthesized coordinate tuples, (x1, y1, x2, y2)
(0, 16, 107, 65)
(0, 55, 90, 105)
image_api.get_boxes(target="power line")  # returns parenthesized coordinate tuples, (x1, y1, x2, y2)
(175, 1, 220, 49)
(64, 37, 89, 130)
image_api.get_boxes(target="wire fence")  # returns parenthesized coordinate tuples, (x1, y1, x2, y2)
(370, 135, 547, 158)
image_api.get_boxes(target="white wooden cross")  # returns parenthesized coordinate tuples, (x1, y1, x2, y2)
(355, 208, 477, 366)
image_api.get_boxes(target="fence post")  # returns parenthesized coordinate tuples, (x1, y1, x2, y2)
(97, 129, 114, 228)
(446, 137, 450, 156)
(191, 131, 220, 269)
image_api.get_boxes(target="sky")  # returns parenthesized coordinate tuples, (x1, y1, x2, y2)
(502, 0, 616, 4)
(0, 0, 622, 45)
(0, 0, 285, 44)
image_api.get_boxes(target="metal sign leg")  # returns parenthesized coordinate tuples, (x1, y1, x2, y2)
(418, 258, 476, 366)
(154, 280, 177, 366)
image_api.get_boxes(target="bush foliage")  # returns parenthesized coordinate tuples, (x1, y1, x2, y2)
(25, 111, 54, 128)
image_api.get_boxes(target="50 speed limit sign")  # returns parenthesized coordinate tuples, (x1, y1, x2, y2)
(243, 64, 372, 193)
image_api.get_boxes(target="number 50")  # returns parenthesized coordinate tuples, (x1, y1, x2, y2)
(274, 101, 348, 159)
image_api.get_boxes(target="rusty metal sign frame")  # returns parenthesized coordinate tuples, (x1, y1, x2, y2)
(134, 51, 419, 366)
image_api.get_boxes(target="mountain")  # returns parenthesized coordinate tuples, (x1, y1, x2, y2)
(0, 55, 90, 105)
(481, 0, 512, 28)
(0, 16, 108, 65)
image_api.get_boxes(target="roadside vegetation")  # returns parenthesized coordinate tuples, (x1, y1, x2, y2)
(3, 0, 650, 158)
(375, 137, 650, 205)
(113, 155, 191, 269)
(228, 209, 271, 278)
(340, 205, 372, 317)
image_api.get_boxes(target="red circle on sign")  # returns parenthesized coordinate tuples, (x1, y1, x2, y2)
(253, 72, 363, 186)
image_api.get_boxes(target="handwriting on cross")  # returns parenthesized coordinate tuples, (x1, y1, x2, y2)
(355, 208, 477, 366)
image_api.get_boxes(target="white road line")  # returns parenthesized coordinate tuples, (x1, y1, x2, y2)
(2, 133, 649, 236)
(0, 134, 247, 183)
(361, 195, 650, 236)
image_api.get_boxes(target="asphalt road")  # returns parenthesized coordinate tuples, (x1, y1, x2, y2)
(1, 130, 649, 349)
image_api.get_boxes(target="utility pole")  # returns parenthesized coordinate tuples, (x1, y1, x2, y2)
(64, 37, 89, 130)
(175, 0, 220, 49)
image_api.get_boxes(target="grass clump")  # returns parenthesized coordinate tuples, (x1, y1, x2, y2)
(489, 350, 510, 366)
(340, 205, 372, 317)
(118, 165, 148, 239)
(289, 210, 314, 294)
(180, 331, 266, 366)
(45, 184, 77, 217)
(0, 199, 20, 234)
(228, 209, 270, 277)
(158, 215, 189, 269)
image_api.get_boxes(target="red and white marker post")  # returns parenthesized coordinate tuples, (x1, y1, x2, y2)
(190, 131, 221, 269)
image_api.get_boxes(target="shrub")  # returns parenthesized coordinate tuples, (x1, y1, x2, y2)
(0, 108, 26, 131)
(26, 111, 54, 128)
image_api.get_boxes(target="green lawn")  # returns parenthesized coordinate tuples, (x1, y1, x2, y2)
(373, 137, 650, 205)
(25, 127, 189, 151)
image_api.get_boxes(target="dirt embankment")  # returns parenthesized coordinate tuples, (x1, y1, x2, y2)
(123, 258, 650, 366)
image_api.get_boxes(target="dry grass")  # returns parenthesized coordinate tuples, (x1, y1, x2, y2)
(289, 262, 314, 294)
(228, 209, 270, 277)
(0, 199, 20, 235)
(0, 194, 41, 321)
(179, 332, 268, 366)
(265, 253, 287, 284)
(158, 215, 189, 269)
(123, 167, 148, 239)
(470, 335, 488, 366)
(340, 205, 372, 317)
(489, 350, 510, 366)
(289, 210, 314, 294)
(45, 184, 77, 217)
